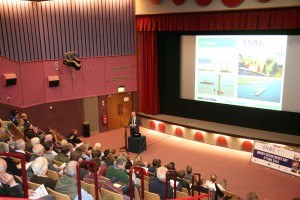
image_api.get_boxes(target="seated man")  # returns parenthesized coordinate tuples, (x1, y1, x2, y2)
(206, 174, 232, 200)
(55, 161, 93, 200)
(105, 156, 129, 184)
(177, 170, 190, 194)
(149, 166, 173, 200)
(0, 157, 55, 199)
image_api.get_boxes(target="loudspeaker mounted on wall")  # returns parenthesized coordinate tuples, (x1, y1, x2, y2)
(2, 73, 17, 86)
(48, 76, 59, 87)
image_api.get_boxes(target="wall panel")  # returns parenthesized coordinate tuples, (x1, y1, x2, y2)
(0, 0, 135, 62)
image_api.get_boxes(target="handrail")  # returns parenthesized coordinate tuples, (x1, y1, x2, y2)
(129, 166, 145, 200)
(191, 173, 201, 196)
(0, 152, 28, 198)
(166, 170, 177, 199)
(76, 160, 99, 200)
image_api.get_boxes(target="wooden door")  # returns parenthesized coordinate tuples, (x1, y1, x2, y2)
(107, 93, 133, 130)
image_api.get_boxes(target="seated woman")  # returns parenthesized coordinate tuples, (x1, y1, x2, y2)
(66, 129, 82, 147)
(54, 144, 71, 163)
(30, 157, 56, 190)
(79, 142, 92, 161)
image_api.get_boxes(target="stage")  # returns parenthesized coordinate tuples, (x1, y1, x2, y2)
(138, 113, 300, 147)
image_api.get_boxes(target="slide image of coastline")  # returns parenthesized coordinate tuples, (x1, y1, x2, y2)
(197, 57, 235, 73)
(197, 74, 234, 97)
(238, 54, 284, 77)
(237, 76, 282, 102)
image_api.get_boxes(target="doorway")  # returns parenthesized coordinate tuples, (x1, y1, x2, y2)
(107, 93, 133, 130)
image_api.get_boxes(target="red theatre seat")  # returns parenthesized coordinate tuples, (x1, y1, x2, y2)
(175, 127, 183, 137)
(194, 131, 204, 142)
(242, 140, 253, 152)
(150, 121, 156, 130)
(158, 123, 165, 133)
(217, 136, 227, 147)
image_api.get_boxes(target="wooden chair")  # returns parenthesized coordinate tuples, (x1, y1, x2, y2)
(177, 191, 189, 198)
(100, 175, 110, 181)
(144, 175, 150, 182)
(46, 170, 60, 181)
(134, 187, 141, 200)
(218, 191, 239, 200)
(100, 188, 123, 200)
(14, 175, 23, 183)
(81, 181, 101, 200)
(192, 191, 209, 200)
(52, 159, 64, 167)
(143, 179, 149, 191)
(11, 157, 21, 165)
(144, 190, 160, 200)
(183, 178, 191, 185)
(27, 181, 41, 190)
(182, 187, 189, 195)
(46, 187, 71, 200)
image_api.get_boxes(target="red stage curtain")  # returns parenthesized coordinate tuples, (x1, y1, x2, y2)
(140, 31, 160, 114)
(137, 7, 300, 114)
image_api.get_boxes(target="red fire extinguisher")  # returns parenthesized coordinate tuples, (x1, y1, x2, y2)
(101, 115, 107, 125)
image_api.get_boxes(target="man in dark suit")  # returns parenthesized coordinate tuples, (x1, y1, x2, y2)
(128, 111, 141, 136)
(149, 166, 173, 200)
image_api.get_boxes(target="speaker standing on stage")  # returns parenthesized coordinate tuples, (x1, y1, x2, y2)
(128, 111, 141, 136)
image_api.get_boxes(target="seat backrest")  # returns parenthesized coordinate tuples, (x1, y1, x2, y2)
(144, 175, 150, 182)
(218, 191, 238, 200)
(144, 190, 160, 200)
(134, 187, 141, 200)
(100, 188, 124, 200)
(27, 181, 41, 190)
(81, 181, 101, 200)
(46, 187, 71, 200)
(182, 187, 189, 195)
(52, 159, 64, 167)
(143, 179, 149, 191)
(176, 191, 189, 198)
(46, 170, 59, 181)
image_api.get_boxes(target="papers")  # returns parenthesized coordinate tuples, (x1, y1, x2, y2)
(113, 183, 122, 188)
(26, 162, 33, 170)
(170, 179, 179, 188)
(29, 184, 48, 199)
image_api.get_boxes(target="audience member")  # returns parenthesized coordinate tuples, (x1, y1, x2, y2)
(27, 144, 61, 177)
(30, 157, 56, 190)
(0, 142, 21, 176)
(91, 149, 107, 176)
(27, 137, 40, 152)
(206, 174, 232, 200)
(177, 169, 190, 194)
(184, 165, 193, 182)
(67, 129, 82, 147)
(149, 166, 173, 200)
(247, 192, 259, 200)
(70, 149, 87, 180)
(105, 156, 129, 184)
(79, 142, 92, 161)
(20, 113, 31, 127)
(92, 142, 102, 151)
(148, 158, 161, 176)
(55, 161, 93, 200)
(14, 138, 32, 162)
(8, 110, 19, 126)
(43, 141, 56, 161)
(0, 133, 14, 152)
(54, 144, 71, 163)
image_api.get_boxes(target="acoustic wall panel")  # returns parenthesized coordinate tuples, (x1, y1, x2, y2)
(0, 0, 135, 62)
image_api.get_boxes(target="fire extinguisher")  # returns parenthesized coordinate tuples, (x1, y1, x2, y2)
(101, 115, 107, 125)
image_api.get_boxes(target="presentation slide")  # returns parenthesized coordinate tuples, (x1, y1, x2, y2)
(181, 35, 288, 111)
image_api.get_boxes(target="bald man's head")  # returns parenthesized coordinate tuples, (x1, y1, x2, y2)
(0, 158, 7, 175)
(210, 174, 217, 182)
(33, 144, 45, 156)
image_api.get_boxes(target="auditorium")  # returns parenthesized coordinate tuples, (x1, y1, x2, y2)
(0, 0, 300, 200)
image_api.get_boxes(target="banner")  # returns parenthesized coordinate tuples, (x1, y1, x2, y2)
(251, 140, 300, 178)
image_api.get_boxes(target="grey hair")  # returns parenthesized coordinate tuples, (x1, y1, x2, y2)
(115, 156, 127, 166)
(65, 161, 78, 178)
(31, 137, 40, 146)
(31, 157, 48, 176)
(33, 144, 45, 155)
(15, 139, 26, 150)
(0, 142, 9, 153)
(157, 167, 168, 181)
